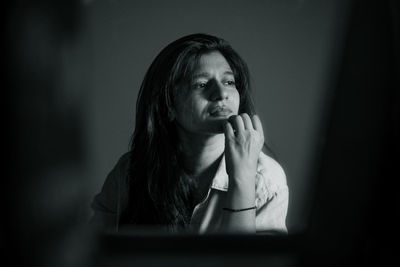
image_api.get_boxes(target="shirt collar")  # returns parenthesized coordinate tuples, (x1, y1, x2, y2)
(210, 154, 229, 191)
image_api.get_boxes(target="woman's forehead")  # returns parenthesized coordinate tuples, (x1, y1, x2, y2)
(186, 51, 233, 80)
(194, 51, 232, 71)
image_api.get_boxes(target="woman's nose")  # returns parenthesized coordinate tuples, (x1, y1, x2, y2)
(210, 81, 229, 101)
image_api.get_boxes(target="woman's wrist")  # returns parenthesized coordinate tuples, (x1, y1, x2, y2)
(225, 178, 256, 209)
(228, 171, 256, 188)
(222, 206, 256, 212)
(221, 181, 257, 233)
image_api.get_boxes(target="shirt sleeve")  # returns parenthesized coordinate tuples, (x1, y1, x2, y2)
(90, 153, 130, 231)
(255, 154, 289, 234)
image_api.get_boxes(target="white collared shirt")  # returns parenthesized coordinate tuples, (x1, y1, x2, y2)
(91, 152, 288, 234)
(190, 152, 289, 234)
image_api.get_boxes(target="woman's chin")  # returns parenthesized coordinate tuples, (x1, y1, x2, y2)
(204, 120, 228, 134)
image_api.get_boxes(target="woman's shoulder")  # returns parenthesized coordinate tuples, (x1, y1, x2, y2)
(115, 151, 131, 173)
(101, 151, 131, 185)
(91, 152, 131, 213)
(255, 152, 288, 206)
(257, 152, 287, 187)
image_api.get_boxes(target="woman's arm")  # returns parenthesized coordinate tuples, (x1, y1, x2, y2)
(221, 177, 257, 233)
(220, 114, 264, 233)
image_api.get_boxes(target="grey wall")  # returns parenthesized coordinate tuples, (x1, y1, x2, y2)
(79, 0, 349, 233)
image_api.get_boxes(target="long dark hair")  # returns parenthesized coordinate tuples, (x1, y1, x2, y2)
(120, 33, 255, 231)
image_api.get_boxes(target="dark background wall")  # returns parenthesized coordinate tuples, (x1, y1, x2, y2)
(82, 0, 348, 233)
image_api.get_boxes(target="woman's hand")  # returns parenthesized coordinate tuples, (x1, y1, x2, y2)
(220, 113, 264, 233)
(223, 113, 264, 186)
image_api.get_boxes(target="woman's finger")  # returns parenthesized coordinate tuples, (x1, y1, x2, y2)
(223, 121, 235, 139)
(229, 115, 245, 134)
(240, 113, 254, 130)
(251, 115, 264, 137)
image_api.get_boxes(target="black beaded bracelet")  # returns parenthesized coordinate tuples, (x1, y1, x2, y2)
(222, 206, 256, 212)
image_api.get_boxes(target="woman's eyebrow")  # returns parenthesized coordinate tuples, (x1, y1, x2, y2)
(192, 72, 211, 79)
(192, 70, 234, 79)
(223, 71, 235, 77)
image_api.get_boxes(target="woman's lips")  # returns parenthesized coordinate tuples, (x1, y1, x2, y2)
(209, 106, 232, 117)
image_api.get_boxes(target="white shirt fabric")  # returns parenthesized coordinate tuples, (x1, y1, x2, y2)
(91, 151, 288, 234)
(189, 152, 288, 234)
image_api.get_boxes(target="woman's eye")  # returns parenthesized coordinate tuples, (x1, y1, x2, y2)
(225, 80, 236, 86)
(194, 82, 207, 89)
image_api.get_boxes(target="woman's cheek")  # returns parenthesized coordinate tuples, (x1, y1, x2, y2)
(232, 91, 240, 113)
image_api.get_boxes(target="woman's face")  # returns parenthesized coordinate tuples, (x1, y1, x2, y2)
(173, 51, 240, 135)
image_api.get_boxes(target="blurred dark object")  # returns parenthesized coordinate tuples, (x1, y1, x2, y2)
(301, 0, 400, 266)
(5, 1, 93, 267)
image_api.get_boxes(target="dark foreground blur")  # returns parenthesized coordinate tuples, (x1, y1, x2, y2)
(5, 0, 399, 267)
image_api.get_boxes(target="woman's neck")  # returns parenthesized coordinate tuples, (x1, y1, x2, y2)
(177, 128, 225, 178)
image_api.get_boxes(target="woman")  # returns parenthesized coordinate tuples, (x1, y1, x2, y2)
(91, 33, 288, 234)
